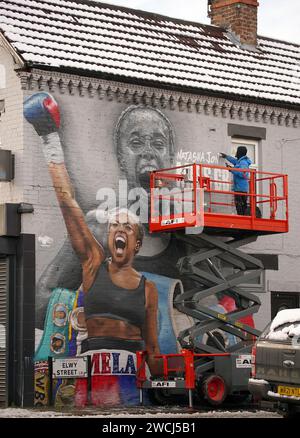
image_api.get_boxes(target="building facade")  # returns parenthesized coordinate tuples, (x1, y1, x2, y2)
(0, 0, 299, 407)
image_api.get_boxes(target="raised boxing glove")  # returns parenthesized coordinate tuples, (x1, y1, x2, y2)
(23, 92, 60, 136)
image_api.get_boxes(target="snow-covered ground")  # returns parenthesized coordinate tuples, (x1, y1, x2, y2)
(0, 407, 281, 418)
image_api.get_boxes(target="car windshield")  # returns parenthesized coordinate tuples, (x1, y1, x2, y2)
(260, 321, 272, 339)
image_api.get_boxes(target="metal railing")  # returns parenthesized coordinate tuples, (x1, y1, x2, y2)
(150, 163, 288, 233)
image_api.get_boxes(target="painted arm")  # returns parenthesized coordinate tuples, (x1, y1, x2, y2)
(144, 280, 162, 376)
(48, 162, 105, 264)
(23, 92, 104, 271)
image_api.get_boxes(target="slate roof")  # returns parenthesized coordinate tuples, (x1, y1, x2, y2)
(0, 0, 300, 107)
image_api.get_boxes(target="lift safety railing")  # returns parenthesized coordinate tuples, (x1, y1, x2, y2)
(150, 163, 288, 234)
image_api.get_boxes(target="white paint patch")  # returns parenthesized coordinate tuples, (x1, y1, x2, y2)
(0, 324, 5, 348)
(38, 235, 54, 247)
(176, 150, 219, 166)
(0, 64, 5, 89)
(35, 328, 43, 349)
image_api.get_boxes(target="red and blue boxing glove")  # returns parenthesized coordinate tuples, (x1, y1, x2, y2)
(23, 92, 60, 136)
(24, 92, 64, 164)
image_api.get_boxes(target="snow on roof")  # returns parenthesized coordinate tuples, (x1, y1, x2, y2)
(0, 0, 300, 106)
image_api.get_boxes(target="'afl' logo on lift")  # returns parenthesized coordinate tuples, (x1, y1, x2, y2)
(161, 218, 185, 226)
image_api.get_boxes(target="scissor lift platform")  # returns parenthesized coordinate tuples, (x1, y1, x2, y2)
(146, 163, 289, 405)
(150, 163, 288, 235)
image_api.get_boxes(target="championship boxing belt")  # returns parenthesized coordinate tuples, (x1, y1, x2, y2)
(35, 287, 76, 361)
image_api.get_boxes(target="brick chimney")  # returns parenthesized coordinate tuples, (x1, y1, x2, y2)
(208, 0, 259, 47)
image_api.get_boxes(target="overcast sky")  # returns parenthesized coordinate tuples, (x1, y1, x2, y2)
(99, 0, 300, 43)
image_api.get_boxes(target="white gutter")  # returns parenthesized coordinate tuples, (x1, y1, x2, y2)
(0, 32, 25, 68)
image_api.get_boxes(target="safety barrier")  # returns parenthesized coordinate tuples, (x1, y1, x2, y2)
(150, 163, 288, 234)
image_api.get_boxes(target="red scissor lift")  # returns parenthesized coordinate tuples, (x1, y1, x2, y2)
(137, 163, 288, 407)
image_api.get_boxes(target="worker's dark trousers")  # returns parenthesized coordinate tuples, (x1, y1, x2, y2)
(234, 193, 248, 215)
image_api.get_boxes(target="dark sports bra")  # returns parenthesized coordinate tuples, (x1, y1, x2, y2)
(84, 262, 146, 330)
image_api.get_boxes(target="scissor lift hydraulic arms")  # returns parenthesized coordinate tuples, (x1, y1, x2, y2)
(173, 232, 263, 374)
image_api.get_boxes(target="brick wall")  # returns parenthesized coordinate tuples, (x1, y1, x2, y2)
(210, 0, 258, 46)
(0, 58, 298, 334)
(20, 71, 300, 331)
(0, 43, 24, 203)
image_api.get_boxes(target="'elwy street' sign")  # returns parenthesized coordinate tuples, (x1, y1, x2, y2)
(52, 357, 88, 378)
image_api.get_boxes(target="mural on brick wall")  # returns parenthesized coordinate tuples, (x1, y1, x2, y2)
(24, 91, 254, 408)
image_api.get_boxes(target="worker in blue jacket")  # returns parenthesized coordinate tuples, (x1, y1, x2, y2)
(220, 146, 252, 215)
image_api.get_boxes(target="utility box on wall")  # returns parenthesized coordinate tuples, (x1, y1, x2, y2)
(0, 204, 20, 236)
(0, 150, 14, 182)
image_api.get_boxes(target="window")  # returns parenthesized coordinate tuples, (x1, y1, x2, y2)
(239, 269, 265, 292)
(231, 138, 259, 169)
(231, 138, 261, 215)
(271, 292, 300, 319)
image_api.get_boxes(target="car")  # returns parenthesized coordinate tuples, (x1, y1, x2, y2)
(248, 308, 300, 418)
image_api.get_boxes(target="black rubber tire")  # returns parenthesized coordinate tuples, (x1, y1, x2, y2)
(201, 373, 228, 406)
(147, 389, 176, 406)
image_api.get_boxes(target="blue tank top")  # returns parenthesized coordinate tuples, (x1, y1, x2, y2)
(84, 262, 146, 330)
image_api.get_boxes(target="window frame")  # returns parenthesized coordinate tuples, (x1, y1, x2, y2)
(238, 269, 266, 292)
(231, 137, 259, 170)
